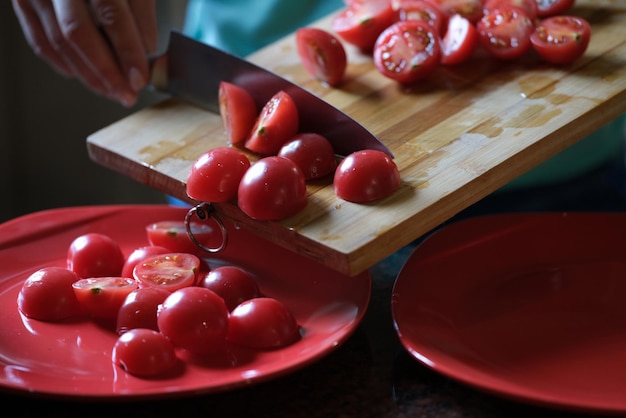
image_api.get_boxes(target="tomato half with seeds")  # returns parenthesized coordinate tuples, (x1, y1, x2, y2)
(530, 15, 591, 65)
(146, 220, 219, 256)
(238, 156, 308, 221)
(477, 6, 534, 60)
(133, 252, 200, 292)
(218, 81, 258, 146)
(334, 149, 402, 203)
(441, 13, 478, 65)
(72, 276, 139, 319)
(331, 0, 396, 52)
(484, 0, 538, 21)
(121, 245, 171, 279)
(392, 0, 446, 36)
(373, 20, 441, 84)
(296, 27, 347, 87)
(186, 147, 251, 203)
(17, 267, 83, 321)
(244, 91, 299, 156)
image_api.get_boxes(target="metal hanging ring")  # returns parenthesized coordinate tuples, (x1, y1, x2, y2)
(184, 202, 228, 253)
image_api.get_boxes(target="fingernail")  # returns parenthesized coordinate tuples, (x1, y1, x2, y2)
(129, 67, 145, 92)
(118, 91, 137, 107)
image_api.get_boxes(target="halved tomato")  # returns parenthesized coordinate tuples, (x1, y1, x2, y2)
(244, 91, 300, 156)
(146, 220, 220, 256)
(133, 253, 200, 292)
(430, 0, 485, 23)
(536, 0, 575, 18)
(218, 81, 258, 146)
(331, 0, 396, 52)
(392, 0, 447, 36)
(477, 6, 534, 60)
(530, 15, 591, 65)
(296, 27, 347, 87)
(72, 276, 139, 319)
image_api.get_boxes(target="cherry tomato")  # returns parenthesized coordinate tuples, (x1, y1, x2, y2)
(244, 90, 299, 156)
(72, 276, 138, 319)
(121, 245, 170, 279)
(477, 6, 534, 60)
(441, 13, 479, 65)
(296, 27, 347, 87)
(186, 147, 251, 203)
(430, 0, 485, 23)
(67, 233, 125, 279)
(331, 0, 396, 52)
(157, 287, 229, 355)
(391, 0, 446, 36)
(218, 81, 258, 146)
(535, 0, 574, 18)
(146, 220, 220, 256)
(484, 0, 538, 21)
(116, 287, 171, 334)
(277, 132, 337, 180)
(238, 156, 308, 221)
(334, 149, 402, 203)
(530, 15, 591, 65)
(373, 20, 442, 84)
(200, 265, 261, 311)
(112, 328, 178, 377)
(133, 252, 200, 292)
(17, 267, 83, 321)
(227, 297, 300, 349)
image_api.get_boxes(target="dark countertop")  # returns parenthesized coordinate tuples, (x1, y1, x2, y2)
(0, 246, 615, 418)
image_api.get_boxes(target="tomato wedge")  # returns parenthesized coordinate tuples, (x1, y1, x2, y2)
(373, 20, 441, 84)
(331, 0, 396, 52)
(296, 27, 347, 87)
(441, 13, 478, 65)
(244, 91, 299, 156)
(218, 81, 258, 146)
(133, 253, 200, 292)
(530, 15, 591, 65)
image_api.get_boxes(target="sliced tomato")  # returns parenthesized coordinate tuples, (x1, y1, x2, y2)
(133, 253, 200, 292)
(430, 0, 485, 23)
(373, 20, 441, 84)
(441, 13, 478, 65)
(218, 81, 258, 146)
(146, 220, 221, 256)
(186, 147, 251, 203)
(477, 6, 534, 60)
(536, 0, 575, 18)
(331, 0, 396, 52)
(296, 27, 347, 87)
(121, 245, 171, 279)
(391, 0, 447, 36)
(244, 91, 299, 156)
(530, 15, 591, 65)
(484, 0, 538, 21)
(72, 276, 139, 319)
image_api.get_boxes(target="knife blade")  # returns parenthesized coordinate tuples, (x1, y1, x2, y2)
(150, 31, 391, 157)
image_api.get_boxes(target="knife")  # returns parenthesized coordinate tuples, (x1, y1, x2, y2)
(150, 31, 391, 157)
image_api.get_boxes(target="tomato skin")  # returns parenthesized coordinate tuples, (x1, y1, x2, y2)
(296, 27, 347, 87)
(227, 297, 300, 349)
(17, 267, 83, 321)
(373, 20, 442, 84)
(441, 13, 479, 65)
(146, 220, 218, 256)
(72, 277, 139, 319)
(67, 233, 125, 279)
(121, 245, 170, 279)
(277, 132, 337, 180)
(112, 328, 178, 377)
(530, 15, 591, 65)
(237, 156, 308, 221)
(133, 253, 200, 292)
(116, 287, 171, 334)
(200, 265, 261, 312)
(186, 147, 251, 203)
(218, 81, 258, 146)
(392, 0, 447, 36)
(477, 6, 534, 60)
(157, 287, 229, 355)
(334, 150, 402, 203)
(535, 0, 574, 18)
(244, 91, 300, 156)
(331, 0, 396, 52)
(484, 0, 538, 21)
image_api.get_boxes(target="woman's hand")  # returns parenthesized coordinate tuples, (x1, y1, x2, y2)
(12, 0, 157, 107)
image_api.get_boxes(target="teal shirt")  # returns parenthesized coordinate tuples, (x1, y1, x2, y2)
(183, 0, 625, 190)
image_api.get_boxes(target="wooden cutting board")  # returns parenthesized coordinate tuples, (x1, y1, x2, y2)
(88, 0, 626, 276)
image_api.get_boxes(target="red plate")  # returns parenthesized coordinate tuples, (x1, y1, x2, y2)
(392, 213, 626, 414)
(0, 205, 370, 400)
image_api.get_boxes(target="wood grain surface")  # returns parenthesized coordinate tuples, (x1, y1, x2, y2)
(87, 0, 626, 276)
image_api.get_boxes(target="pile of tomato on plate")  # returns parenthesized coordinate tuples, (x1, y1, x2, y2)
(16, 222, 300, 378)
(296, 0, 590, 86)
